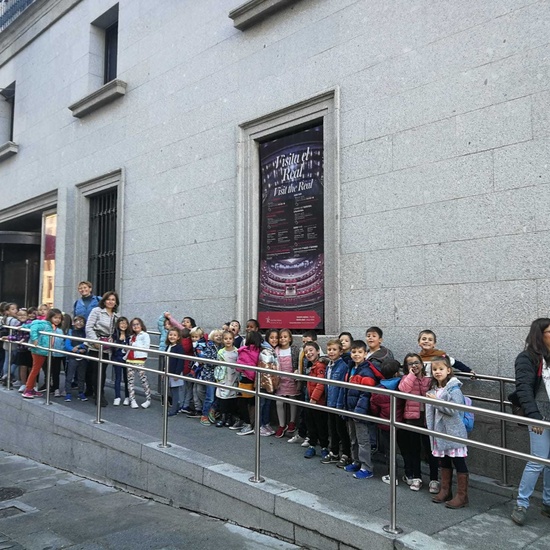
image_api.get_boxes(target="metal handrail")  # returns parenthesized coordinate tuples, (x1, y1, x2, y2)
(3, 324, 550, 535)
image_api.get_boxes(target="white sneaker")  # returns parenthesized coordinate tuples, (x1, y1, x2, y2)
(54, 389, 61, 398)
(12, 380, 21, 388)
(123, 397, 130, 406)
(301, 437, 311, 448)
(130, 399, 139, 409)
(141, 399, 151, 409)
(288, 434, 304, 444)
(382, 475, 398, 485)
(429, 480, 440, 494)
(113, 398, 121, 406)
(18, 384, 26, 393)
(410, 478, 422, 491)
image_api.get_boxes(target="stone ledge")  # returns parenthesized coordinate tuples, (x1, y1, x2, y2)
(0, 140, 18, 161)
(68, 79, 127, 118)
(229, 0, 300, 30)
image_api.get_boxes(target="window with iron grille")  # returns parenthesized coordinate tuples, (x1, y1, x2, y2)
(88, 189, 117, 295)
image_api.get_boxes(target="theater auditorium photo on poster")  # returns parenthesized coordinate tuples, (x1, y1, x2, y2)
(258, 124, 324, 331)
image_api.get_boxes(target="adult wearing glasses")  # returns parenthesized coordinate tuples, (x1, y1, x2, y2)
(511, 318, 550, 526)
(85, 291, 119, 407)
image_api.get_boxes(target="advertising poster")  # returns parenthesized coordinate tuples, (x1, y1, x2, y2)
(258, 124, 324, 330)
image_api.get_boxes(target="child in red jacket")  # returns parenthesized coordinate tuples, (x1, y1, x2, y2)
(302, 342, 329, 459)
(370, 359, 405, 484)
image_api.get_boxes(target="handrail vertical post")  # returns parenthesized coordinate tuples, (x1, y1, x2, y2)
(498, 379, 511, 486)
(6, 330, 13, 390)
(45, 335, 53, 405)
(93, 343, 104, 424)
(159, 352, 171, 448)
(383, 393, 403, 534)
(249, 372, 265, 483)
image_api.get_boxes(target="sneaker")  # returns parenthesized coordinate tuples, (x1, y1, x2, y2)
(263, 424, 275, 435)
(18, 384, 26, 393)
(429, 480, 440, 494)
(382, 475, 398, 485)
(354, 469, 374, 480)
(141, 399, 151, 409)
(123, 397, 130, 406)
(286, 422, 296, 434)
(337, 455, 352, 469)
(275, 425, 288, 438)
(200, 416, 211, 426)
(304, 446, 316, 459)
(12, 380, 21, 388)
(344, 462, 361, 473)
(237, 423, 254, 436)
(189, 410, 202, 418)
(32, 389, 43, 398)
(321, 452, 340, 464)
(410, 478, 422, 491)
(301, 437, 311, 448)
(402, 475, 414, 486)
(229, 420, 244, 431)
(511, 505, 527, 526)
(168, 411, 178, 417)
(260, 426, 272, 437)
(54, 389, 61, 398)
(288, 433, 304, 444)
(130, 399, 139, 409)
(207, 408, 217, 424)
(64, 393, 72, 402)
(542, 503, 550, 518)
(22, 390, 35, 399)
(320, 448, 330, 459)
(113, 398, 121, 406)
(78, 392, 88, 401)
(184, 408, 196, 416)
(180, 406, 191, 414)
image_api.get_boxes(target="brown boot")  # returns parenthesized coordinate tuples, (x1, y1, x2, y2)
(445, 472, 469, 509)
(432, 468, 453, 503)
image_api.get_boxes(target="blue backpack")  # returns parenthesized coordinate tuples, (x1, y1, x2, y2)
(461, 395, 474, 433)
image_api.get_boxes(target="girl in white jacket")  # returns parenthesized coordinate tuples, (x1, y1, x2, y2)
(124, 317, 151, 409)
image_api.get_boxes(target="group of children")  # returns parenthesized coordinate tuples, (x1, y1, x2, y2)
(154, 315, 474, 509)
(1, 297, 474, 509)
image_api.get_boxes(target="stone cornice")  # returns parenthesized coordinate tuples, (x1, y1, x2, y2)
(68, 79, 127, 118)
(229, 0, 301, 31)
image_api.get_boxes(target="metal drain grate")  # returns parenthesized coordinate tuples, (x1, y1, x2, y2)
(0, 488, 24, 502)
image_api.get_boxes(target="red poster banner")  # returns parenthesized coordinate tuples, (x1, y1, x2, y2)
(258, 125, 324, 330)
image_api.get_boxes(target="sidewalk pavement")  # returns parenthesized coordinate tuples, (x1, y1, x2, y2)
(0, 450, 301, 549)
(4, 383, 550, 549)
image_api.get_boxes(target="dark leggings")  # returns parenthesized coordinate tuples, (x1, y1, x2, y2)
(440, 456, 468, 474)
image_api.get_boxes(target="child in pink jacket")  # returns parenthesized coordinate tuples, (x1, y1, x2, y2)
(233, 331, 262, 436)
(398, 353, 440, 493)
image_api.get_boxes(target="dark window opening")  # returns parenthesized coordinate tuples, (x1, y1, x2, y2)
(104, 21, 118, 84)
(88, 189, 117, 294)
(1, 82, 16, 141)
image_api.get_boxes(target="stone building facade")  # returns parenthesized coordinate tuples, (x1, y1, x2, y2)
(1, 0, 549, 376)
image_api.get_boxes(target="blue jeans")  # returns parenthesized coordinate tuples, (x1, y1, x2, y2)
(517, 428, 550, 508)
(260, 396, 272, 425)
(170, 385, 182, 414)
(113, 363, 129, 399)
(202, 385, 215, 416)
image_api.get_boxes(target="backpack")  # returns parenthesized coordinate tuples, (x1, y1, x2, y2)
(461, 395, 474, 433)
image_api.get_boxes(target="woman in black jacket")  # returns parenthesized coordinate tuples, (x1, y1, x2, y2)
(511, 318, 550, 526)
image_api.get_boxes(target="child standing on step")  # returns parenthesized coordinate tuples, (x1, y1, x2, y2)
(426, 355, 469, 509)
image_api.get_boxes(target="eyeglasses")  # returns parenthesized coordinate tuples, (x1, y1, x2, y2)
(407, 361, 422, 367)
(132, 323, 141, 327)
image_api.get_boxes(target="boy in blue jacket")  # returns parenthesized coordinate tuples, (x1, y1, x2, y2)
(321, 339, 352, 467)
(343, 340, 384, 479)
